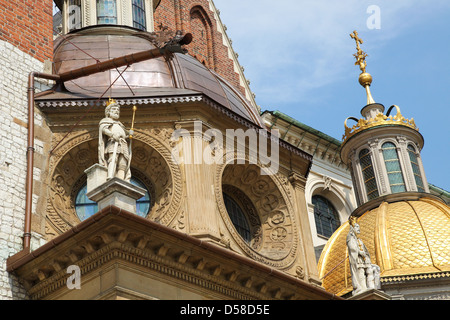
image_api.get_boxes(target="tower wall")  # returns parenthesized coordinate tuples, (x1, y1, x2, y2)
(0, 0, 54, 299)
(154, 0, 245, 95)
(0, 0, 53, 62)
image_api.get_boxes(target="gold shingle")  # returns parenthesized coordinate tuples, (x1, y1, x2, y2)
(317, 197, 450, 296)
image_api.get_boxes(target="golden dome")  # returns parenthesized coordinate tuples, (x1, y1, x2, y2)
(317, 194, 450, 296)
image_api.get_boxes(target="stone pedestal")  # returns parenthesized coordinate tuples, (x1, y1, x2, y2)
(347, 289, 392, 300)
(85, 164, 108, 192)
(85, 164, 145, 213)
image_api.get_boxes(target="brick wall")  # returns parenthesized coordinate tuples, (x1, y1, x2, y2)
(154, 0, 244, 95)
(0, 0, 53, 62)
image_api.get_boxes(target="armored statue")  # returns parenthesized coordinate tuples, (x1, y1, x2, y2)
(347, 216, 381, 295)
(98, 99, 133, 181)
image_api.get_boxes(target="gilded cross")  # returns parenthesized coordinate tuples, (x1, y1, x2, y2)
(350, 30, 368, 73)
(350, 30, 363, 51)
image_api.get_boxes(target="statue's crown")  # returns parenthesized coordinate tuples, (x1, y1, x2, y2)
(106, 98, 117, 107)
(349, 216, 358, 227)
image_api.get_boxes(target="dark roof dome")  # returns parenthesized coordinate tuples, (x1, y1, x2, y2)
(51, 25, 263, 126)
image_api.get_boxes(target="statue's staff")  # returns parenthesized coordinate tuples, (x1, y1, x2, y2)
(126, 105, 137, 176)
(130, 105, 137, 139)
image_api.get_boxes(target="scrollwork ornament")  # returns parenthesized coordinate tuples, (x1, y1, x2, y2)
(133, 147, 149, 164)
(76, 149, 91, 165)
(252, 179, 270, 196)
(295, 266, 305, 280)
(261, 194, 279, 212)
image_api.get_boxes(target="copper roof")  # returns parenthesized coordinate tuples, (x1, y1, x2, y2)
(43, 25, 263, 127)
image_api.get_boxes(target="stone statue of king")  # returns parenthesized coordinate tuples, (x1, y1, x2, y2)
(98, 99, 133, 182)
(347, 216, 381, 296)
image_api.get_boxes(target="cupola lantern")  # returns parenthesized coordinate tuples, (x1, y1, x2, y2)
(54, 0, 159, 34)
(341, 31, 429, 206)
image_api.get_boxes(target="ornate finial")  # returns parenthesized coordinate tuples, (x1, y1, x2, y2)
(350, 30, 375, 105)
(350, 30, 368, 73)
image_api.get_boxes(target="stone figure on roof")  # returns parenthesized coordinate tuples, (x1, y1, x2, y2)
(346, 216, 381, 296)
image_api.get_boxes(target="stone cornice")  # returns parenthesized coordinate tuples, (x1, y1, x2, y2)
(35, 94, 204, 108)
(289, 172, 307, 191)
(7, 206, 340, 300)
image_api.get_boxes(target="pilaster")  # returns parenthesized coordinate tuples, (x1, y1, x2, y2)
(396, 135, 416, 191)
(289, 172, 321, 285)
(174, 120, 221, 241)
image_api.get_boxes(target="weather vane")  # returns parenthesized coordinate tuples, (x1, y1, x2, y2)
(350, 30, 368, 73)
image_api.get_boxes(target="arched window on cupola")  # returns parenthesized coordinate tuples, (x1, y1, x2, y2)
(67, 0, 82, 32)
(132, 0, 146, 30)
(97, 0, 118, 25)
(359, 149, 379, 200)
(382, 142, 406, 193)
(407, 144, 425, 192)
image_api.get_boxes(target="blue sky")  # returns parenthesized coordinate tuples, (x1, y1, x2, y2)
(214, 0, 450, 191)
